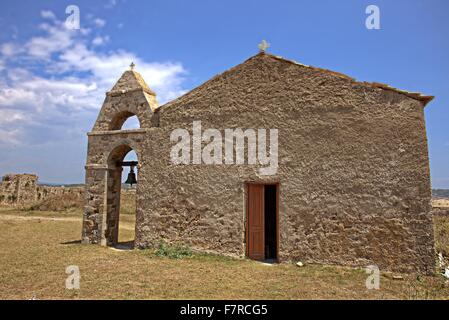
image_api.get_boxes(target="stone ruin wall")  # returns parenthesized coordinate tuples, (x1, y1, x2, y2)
(0, 173, 84, 206)
(0, 173, 136, 209)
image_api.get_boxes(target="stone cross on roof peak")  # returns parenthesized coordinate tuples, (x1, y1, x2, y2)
(109, 65, 156, 96)
(258, 40, 270, 52)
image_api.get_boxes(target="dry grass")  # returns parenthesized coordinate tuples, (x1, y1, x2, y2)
(0, 207, 448, 300)
(119, 190, 136, 216)
(432, 199, 449, 208)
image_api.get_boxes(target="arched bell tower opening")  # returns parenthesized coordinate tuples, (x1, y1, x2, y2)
(104, 144, 139, 248)
(118, 150, 138, 246)
(109, 111, 141, 130)
(82, 64, 158, 247)
(121, 115, 140, 130)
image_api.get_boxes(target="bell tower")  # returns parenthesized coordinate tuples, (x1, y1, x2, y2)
(92, 64, 159, 131)
(81, 64, 158, 246)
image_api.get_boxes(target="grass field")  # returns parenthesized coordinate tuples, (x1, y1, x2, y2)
(0, 207, 448, 300)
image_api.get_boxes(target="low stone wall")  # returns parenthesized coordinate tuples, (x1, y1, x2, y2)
(0, 173, 84, 207)
(0, 173, 136, 212)
(433, 208, 449, 217)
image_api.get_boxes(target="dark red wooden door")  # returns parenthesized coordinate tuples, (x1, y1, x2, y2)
(247, 184, 264, 260)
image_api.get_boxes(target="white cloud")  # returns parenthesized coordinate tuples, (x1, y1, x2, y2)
(57, 42, 186, 100)
(0, 16, 187, 149)
(0, 42, 21, 56)
(25, 22, 76, 59)
(41, 10, 56, 20)
(93, 18, 106, 28)
(105, 0, 118, 9)
(0, 87, 38, 109)
(0, 128, 22, 147)
(0, 109, 28, 125)
(7, 68, 32, 82)
(92, 36, 109, 46)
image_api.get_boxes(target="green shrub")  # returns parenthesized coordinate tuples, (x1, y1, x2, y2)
(154, 242, 192, 259)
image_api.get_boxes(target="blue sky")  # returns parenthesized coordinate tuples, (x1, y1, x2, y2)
(0, 0, 448, 187)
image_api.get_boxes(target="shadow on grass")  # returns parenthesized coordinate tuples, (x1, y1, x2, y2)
(114, 240, 135, 250)
(60, 239, 135, 250)
(60, 239, 82, 245)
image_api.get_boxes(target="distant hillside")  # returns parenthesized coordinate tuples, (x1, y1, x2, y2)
(37, 182, 136, 190)
(432, 189, 449, 198)
(37, 182, 84, 187)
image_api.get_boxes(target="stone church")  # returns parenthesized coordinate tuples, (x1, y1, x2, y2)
(82, 51, 435, 273)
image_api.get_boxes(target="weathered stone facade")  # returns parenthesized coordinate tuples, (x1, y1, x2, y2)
(82, 52, 435, 273)
(0, 173, 84, 206)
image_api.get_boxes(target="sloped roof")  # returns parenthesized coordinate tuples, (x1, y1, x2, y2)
(261, 53, 434, 105)
(109, 70, 156, 96)
(160, 52, 433, 111)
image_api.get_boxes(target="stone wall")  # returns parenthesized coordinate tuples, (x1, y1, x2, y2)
(0, 173, 84, 206)
(433, 208, 449, 217)
(82, 53, 435, 273)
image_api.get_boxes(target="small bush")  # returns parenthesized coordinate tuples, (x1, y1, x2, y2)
(154, 242, 192, 259)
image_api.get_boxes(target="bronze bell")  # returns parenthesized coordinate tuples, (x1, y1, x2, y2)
(125, 165, 137, 186)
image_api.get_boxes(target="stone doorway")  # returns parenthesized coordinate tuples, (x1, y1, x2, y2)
(103, 144, 138, 249)
(246, 183, 279, 262)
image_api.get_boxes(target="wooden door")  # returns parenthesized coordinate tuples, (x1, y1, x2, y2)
(247, 184, 264, 260)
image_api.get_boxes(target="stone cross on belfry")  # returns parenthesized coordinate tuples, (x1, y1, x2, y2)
(258, 40, 270, 52)
(130, 62, 135, 70)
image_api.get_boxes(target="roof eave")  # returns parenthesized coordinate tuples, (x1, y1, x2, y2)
(260, 52, 434, 107)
